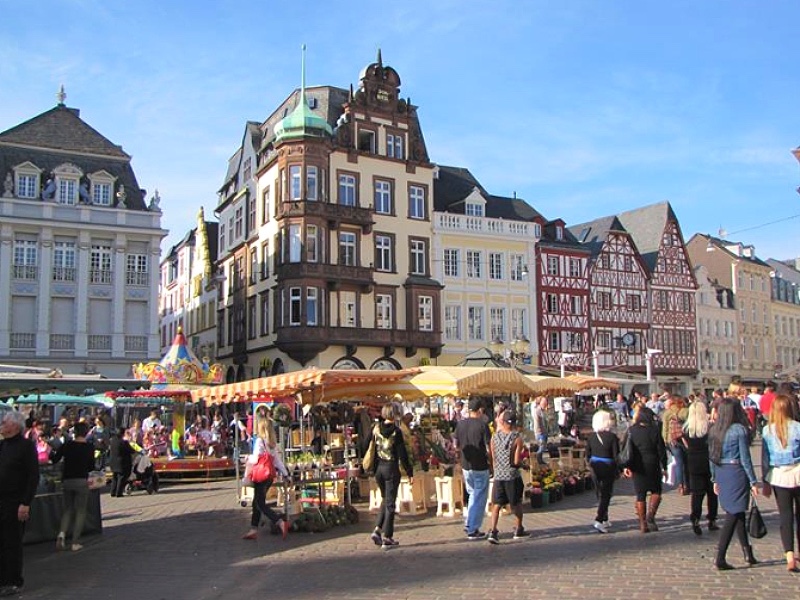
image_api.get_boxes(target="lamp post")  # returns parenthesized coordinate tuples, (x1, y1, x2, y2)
(592, 350, 600, 378)
(645, 348, 663, 382)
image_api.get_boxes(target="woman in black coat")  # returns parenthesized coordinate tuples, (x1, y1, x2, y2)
(684, 401, 719, 534)
(623, 405, 668, 533)
(109, 428, 134, 497)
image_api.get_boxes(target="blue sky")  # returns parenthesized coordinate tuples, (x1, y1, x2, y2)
(2, 1, 800, 260)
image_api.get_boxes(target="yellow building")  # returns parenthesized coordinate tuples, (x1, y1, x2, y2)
(687, 234, 774, 385)
(215, 51, 441, 379)
(432, 166, 538, 367)
(767, 259, 800, 379)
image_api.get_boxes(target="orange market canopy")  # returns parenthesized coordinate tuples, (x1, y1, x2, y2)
(190, 368, 421, 405)
(326, 366, 544, 401)
(525, 375, 581, 396)
(567, 374, 620, 395)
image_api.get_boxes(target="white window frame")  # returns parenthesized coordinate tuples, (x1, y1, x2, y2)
(410, 239, 426, 275)
(90, 245, 112, 284)
(510, 254, 525, 281)
(489, 252, 503, 280)
(289, 224, 302, 263)
(290, 165, 302, 201)
(13, 163, 42, 199)
(376, 294, 392, 329)
(387, 133, 404, 159)
(465, 202, 484, 217)
(418, 296, 433, 331)
(306, 166, 318, 201)
(126, 254, 149, 286)
(409, 185, 426, 219)
(547, 293, 559, 314)
(511, 307, 527, 339)
(547, 256, 559, 276)
(466, 250, 482, 279)
(338, 174, 357, 206)
(444, 249, 460, 277)
(88, 171, 115, 206)
(375, 234, 392, 272)
(306, 225, 319, 263)
(468, 306, 484, 340)
(289, 287, 302, 326)
(306, 288, 318, 326)
(569, 258, 581, 278)
(490, 307, 506, 342)
(339, 231, 357, 266)
(445, 305, 462, 341)
(53, 240, 76, 281)
(374, 179, 392, 214)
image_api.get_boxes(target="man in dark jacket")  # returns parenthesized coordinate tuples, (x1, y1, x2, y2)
(109, 428, 134, 497)
(0, 410, 39, 596)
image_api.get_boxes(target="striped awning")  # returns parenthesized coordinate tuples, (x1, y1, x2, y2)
(566, 374, 620, 393)
(190, 368, 420, 405)
(525, 375, 581, 396)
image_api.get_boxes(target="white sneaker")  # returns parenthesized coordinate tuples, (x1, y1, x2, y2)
(593, 520, 608, 534)
(603, 520, 612, 529)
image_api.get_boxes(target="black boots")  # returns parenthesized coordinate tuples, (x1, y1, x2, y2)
(691, 518, 702, 536)
(742, 544, 759, 566)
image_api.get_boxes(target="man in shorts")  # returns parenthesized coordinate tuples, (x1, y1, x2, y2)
(486, 410, 528, 544)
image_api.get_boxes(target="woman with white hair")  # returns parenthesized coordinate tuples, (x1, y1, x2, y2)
(585, 409, 620, 533)
(684, 400, 719, 535)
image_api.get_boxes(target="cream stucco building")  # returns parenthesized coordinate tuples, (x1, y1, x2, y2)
(694, 264, 739, 394)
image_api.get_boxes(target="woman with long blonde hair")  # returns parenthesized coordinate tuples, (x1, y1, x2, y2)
(684, 401, 718, 535)
(243, 409, 289, 541)
(762, 394, 800, 571)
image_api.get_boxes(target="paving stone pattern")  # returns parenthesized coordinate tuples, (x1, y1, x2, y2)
(21, 458, 800, 600)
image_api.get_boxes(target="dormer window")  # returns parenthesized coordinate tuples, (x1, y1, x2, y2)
(534, 223, 542, 238)
(53, 163, 83, 205)
(555, 226, 563, 240)
(465, 202, 483, 217)
(12, 162, 42, 199)
(88, 171, 116, 206)
(387, 132, 404, 159)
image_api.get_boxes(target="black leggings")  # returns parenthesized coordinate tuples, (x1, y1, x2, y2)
(690, 487, 718, 522)
(591, 463, 616, 523)
(717, 512, 749, 558)
(251, 480, 283, 528)
(772, 485, 800, 553)
(374, 465, 400, 539)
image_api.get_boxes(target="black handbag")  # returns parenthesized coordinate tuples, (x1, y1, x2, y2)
(616, 432, 632, 469)
(747, 496, 767, 539)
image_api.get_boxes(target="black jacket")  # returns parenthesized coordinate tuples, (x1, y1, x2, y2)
(109, 436, 134, 473)
(363, 422, 413, 478)
(0, 433, 39, 505)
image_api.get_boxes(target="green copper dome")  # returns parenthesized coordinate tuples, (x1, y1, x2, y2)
(274, 45, 332, 143)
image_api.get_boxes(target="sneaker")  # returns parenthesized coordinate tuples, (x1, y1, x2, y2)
(370, 529, 383, 546)
(56, 532, 66, 551)
(0, 585, 23, 597)
(593, 520, 608, 534)
(242, 529, 258, 540)
(381, 537, 399, 550)
(467, 530, 486, 541)
(487, 530, 500, 544)
(70, 543, 83, 552)
(708, 519, 720, 531)
(513, 526, 530, 539)
(603, 520, 612, 529)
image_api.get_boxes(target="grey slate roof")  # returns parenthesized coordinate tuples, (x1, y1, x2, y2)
(433, 165, 544, 221)
(616, 201, 677, 272)
(568, 215, 627, 258)
(0, 104, 148, 211)
(702, 233, 772, 269)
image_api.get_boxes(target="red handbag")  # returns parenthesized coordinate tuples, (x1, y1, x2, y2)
(250, 451, 275, 483)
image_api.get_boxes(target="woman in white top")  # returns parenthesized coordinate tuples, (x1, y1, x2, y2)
(243, 413, 289, 541)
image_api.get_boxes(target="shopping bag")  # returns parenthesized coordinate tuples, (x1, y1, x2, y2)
(747, 496, 767, 539)
(663, 455, 677, 487)
(250, 452, 275, 483)
(616, 433, 632, 469)
(362, 426, 378, 474)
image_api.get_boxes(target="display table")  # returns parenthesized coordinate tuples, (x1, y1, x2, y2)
(24, 490, 103, 544)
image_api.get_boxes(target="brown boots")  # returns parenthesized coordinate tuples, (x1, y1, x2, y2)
(635, 501, 649, 533)
(647, 495, 661, 532)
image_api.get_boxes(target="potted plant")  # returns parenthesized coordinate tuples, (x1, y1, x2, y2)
(530, 485, 545, 509)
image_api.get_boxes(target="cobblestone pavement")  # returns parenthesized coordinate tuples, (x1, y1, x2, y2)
(19, 467, 800, 600)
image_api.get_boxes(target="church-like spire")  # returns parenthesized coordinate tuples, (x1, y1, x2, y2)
(300, 43, 307, 109)
(377, 47, 383, 69)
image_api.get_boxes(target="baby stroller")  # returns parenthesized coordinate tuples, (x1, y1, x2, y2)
(126, 452, 160, 495)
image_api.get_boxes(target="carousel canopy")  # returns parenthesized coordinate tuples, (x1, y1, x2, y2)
(132, 328, 224, 387)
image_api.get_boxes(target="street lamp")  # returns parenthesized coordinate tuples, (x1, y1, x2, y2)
(645, 348, 663, 382)
(489, 336, 531, 368)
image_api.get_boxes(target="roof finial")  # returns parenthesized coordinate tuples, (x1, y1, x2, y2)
(56, 84, 66, 106)
(377, 47, 383, 68)
(300, 43, 307, 108)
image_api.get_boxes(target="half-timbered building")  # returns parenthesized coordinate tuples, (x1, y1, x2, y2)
(569, 216, 650, 375)
(536, 220, 591, 373)
(617, 202, 698, 393)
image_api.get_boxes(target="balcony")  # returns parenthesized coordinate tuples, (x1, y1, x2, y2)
(275, 325, 441, 365)
(89, 269, 113, 284)
(88, 335, 112, 351)
(277, 200, 374, 232)
(52, 267, 76, 282)
(13, 265, 38, 280)
(434, 213, 537, 238)
(276, 262, 374, 290)
(10, 333, 36, 349)
(124, 335, 148, 353)
(50, 334, 75, 350)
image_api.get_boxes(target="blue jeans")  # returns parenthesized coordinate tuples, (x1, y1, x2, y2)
(536, 434, 548, 464)
(463, 469, 490, 534)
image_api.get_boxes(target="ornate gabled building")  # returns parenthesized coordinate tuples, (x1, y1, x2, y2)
(432, 166, 538, 366)
(617, 202, 698, 393)
(159, 208, 219, 360)
(687, 234, 773, 386)
(694, 264, 739, 394)
(0, 90, 166, 376)
(569, 215, 650, 375)
(215, 51, 442, 380)
(535, 219, 591, 373)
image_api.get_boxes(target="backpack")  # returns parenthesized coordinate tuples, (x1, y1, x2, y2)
(376, 427, 397, 462)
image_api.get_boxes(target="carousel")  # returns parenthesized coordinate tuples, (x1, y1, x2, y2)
(104, 328, 232, 480)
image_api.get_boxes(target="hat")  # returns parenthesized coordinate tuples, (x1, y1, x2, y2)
(468, 397, 483, 412)
(502, 410, 518, 425)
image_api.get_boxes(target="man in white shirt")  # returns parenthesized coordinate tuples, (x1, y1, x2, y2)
(141, 410, 162, 433)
